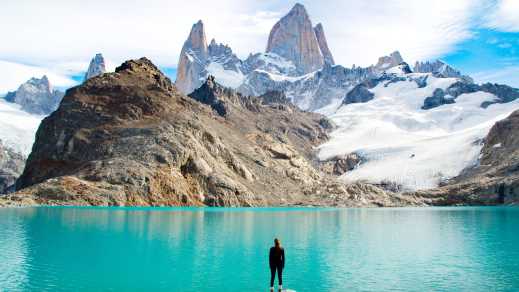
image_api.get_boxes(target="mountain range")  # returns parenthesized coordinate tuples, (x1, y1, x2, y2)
(1, 4, 519, 206)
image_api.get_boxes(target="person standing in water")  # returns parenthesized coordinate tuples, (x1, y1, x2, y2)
(269, 238, 285, 292)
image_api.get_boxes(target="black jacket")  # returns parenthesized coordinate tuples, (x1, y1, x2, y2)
(269, 247, 285, 269)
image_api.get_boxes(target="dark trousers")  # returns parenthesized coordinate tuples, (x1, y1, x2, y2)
(270, 265, 283, 287)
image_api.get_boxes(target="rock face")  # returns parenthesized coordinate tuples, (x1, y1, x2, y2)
(188, 75, 230, 116)
(313, 23, 334, 66)
(0, 139, 25, 194)
(375, 51, 404, 71)
(84, 53, 106, 81)
(341, 83, 374, 105)
(175, 20, 209, 94)
(420, 81, 519, 110)
(3, 76, 64, 115)
(422, 88, 456, 110)
(414, 110, 519, 205)
(266, 3, 324, 74)
(7, 58, 416, 207)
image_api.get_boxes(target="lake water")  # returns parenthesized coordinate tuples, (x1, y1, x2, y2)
(1, 207, 518, 291)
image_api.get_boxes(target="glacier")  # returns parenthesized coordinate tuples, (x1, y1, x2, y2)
(317, 73, 519, 190)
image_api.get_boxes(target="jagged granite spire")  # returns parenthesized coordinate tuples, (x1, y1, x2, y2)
(374, 51, 404, 71)
(84, 53, 106, 81)
(266, 3, 324, 74)
(175, 20, 209, 94)
(314, 23, 334, 65)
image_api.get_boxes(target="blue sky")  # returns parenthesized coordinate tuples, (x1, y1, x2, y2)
(444, 29, 519, 85)
(0, 0, 518, 92)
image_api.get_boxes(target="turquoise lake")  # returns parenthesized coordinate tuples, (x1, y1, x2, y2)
(1, 207, 518, 291)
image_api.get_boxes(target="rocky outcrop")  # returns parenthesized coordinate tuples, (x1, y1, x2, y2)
(188, 75, 230, 116)
(341, 83, 374, 105)
(421, 81, 519, 110)
(175, 20, 209, 94)
(3, 76, 64, 115)
(320, 153, 361, 175)
(4, 58, 416, 207)
(0, 139, 25, 194)
(479, 83, 519, 108)
(412, 110, 519, 205)
(375, 51, 404, 71)
(314, 23, 334, 66)
(84, 53, 106, 81)
(422, 88, 455, 110)
(266, 3, 324, 74)
(259, 91, 290, 105)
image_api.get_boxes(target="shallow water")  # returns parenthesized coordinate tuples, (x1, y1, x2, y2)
(0, 207, 518, 291)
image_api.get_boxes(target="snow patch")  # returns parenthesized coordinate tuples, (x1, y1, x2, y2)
(0, 99, 42, 155)
(206, 62, 245, 89)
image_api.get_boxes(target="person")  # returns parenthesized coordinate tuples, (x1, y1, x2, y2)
(269, 238, 285, 292)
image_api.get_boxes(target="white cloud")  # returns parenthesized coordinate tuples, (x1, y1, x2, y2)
(0, 0, 503, 87)
(471, 66, 519, 87)
(484, 0, 519, 31)
(0, 60, 77, 94)
(299, 0, 489, 66)
(0, 0, 270, 67)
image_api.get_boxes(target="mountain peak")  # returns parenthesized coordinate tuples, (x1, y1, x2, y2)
(266, 3, 324, 73)
(6, 75, 63, 115)
(84, 53, 106, 81)
(289, 3, 308, 15)
(314, 23, 335, 65)
(186, 20, 208, 57)
(175, 20, 209, 94)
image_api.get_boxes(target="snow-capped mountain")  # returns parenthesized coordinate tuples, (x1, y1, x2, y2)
(84, 53, 106, 81)
(318, 67, 519, 191)
(175, 3, 372, 110)
(3, 75, 64, 115)
(174, 3, 519, 192)
(174, 4, 424, 111)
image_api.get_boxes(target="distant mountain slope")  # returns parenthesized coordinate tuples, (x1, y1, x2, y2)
(0, 100, 40, 194)
(0, 139, 25, 193)
(412, 109, 519, 205)
(0, 99, 42, 155)
(318, 68, 519, 191)
(3, 75, 64, 115)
